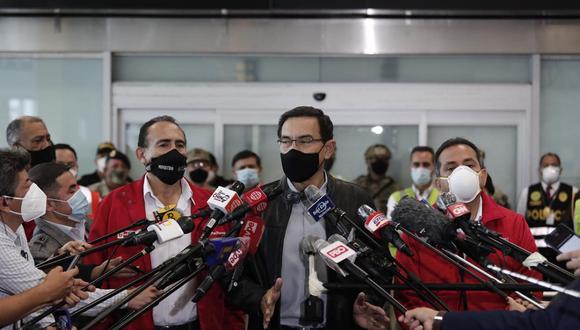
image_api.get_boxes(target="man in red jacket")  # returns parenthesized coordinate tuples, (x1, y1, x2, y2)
(395, 137, 541, 315)
(86, 116, 244, 330)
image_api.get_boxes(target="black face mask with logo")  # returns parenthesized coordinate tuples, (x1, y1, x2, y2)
(28, 145, 56, 167)
(146, 149, 187, 185)
(280, 146, 324, 183)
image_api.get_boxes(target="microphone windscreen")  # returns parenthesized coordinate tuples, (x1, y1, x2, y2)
(391, 197, 456, 246)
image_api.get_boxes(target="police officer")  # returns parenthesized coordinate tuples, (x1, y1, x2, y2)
(517, 152, 578, 264)
(354, 144, 400, 213)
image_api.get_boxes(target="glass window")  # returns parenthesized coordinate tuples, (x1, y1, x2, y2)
(114, 55, 530, 83)
(124, 122, 214, 180)
(0, 58, 102, 176)
(428, 125, 518, 208)
(321, 56, 530, 83)
(333, 126, 419, 188)
(541, 59, 580, 187)
(223, 125, 283, 184)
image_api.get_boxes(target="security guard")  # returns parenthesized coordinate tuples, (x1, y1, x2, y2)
(517, 152, 578, 264)
(354, 144, 400, 213)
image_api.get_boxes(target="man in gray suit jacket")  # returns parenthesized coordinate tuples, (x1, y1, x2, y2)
(28, 162, 135, 281)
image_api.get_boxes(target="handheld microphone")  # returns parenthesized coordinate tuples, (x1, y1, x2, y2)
(224, 183, 283, 223)
(156, 237, 244, 290)
(122, 216, 195, 247)
(200, 181, 245, 241)
(314, 236, 408, 314)
(357, 204, 413, 256)
(392, 198, 495, 257)
(302, 185, 349, 236)
(299, 235, 325, 326)
(191, 237, 249, 302)
(238, 215, 266, 255)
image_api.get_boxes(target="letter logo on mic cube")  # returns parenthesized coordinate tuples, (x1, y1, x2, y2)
(447, 203, 470, 218)
(244, 187, 269, 213)
(307, 195, 336, 222)
(320, 241, 356, 264)
(208, 187, 244, 214)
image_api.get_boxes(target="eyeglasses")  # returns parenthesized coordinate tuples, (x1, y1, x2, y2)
(277, 137, 324, 150)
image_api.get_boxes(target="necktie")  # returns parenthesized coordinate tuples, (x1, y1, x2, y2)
(546, 185, 553, 201)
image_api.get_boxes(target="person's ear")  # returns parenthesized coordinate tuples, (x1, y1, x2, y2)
(136, 148, 147, 165)
(0, 196, 11, 213)
(323, 140, 336, 160)
(46, 199, 57, 213)
(479, 168, 488, 189)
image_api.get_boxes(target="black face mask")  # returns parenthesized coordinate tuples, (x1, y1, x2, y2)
(28, 145, 55, 167)
(370, 160, 388, 175)
(189, 168, 208, 184)
(280, 147, 324, 183)
(145, 149, 186, 185)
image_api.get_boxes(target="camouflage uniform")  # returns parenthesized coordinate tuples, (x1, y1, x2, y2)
(353, 175, 399, 213)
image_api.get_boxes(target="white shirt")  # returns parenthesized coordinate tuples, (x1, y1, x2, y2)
(143, 175, 197, 326)
(280, 175, 328, 328)
(0, 223, 127, 329)
(386, 184, 436, 219)
(516, 181, 579, 216)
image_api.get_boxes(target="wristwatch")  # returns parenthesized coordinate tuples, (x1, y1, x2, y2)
(433, 311, 447, 330)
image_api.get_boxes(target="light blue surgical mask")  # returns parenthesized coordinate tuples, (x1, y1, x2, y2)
(49, 189, 90, 222)
(411, 167, 433, 186)
(235, 168, 260, 188)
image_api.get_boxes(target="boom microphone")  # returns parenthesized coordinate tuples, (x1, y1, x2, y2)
(357, 204, 413, 256)
(200, 181, 245, 241)
(122, 216, 195, 247)
(191, 237, 249, 302)
(391, 197, 457, 247)
(225, 183, 283, 222)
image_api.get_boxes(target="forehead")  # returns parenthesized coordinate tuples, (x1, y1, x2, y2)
(411, 151, 433, 162)
(55, 149, 76, 161)
(234, 157, 258, 167)
(541, 155, 560, 165)
(439, 144, 479, 164)
(56, 171, 76, 188)
(22, 121, 48, 135)
(146, 121, 185, 144)
(107, 159, 127, 168)
(281, 117, 321, 137)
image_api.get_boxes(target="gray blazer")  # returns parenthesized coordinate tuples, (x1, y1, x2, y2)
(29, 218, 76, 265)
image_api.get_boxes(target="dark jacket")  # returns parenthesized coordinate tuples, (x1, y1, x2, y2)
(228, 174, 374, 330)
(441, 279, 580, 330)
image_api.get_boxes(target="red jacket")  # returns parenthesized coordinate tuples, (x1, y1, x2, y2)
(395, 192, 541, 313)
(85, 177, 245, 330)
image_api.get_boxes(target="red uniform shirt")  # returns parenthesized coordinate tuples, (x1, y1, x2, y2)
(85, 176, 244, 330)
(395, 192, 541, 314)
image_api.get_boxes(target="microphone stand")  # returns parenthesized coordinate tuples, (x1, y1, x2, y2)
(36, 234, 135, 270)
(80, 243, 209, 330)
(88, 219, 149, 245)
(332, 209, 450, 311)
(469, 223, 574, 284)
(440, 248, 544, 310)
(110, 262, 207, 329)
(394, 225, 514, 304)
(22, 246, 155, 329)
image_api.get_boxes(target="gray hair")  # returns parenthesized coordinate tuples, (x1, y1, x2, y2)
(0, 148, 30, 197)
(6, 116, 44, 147)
